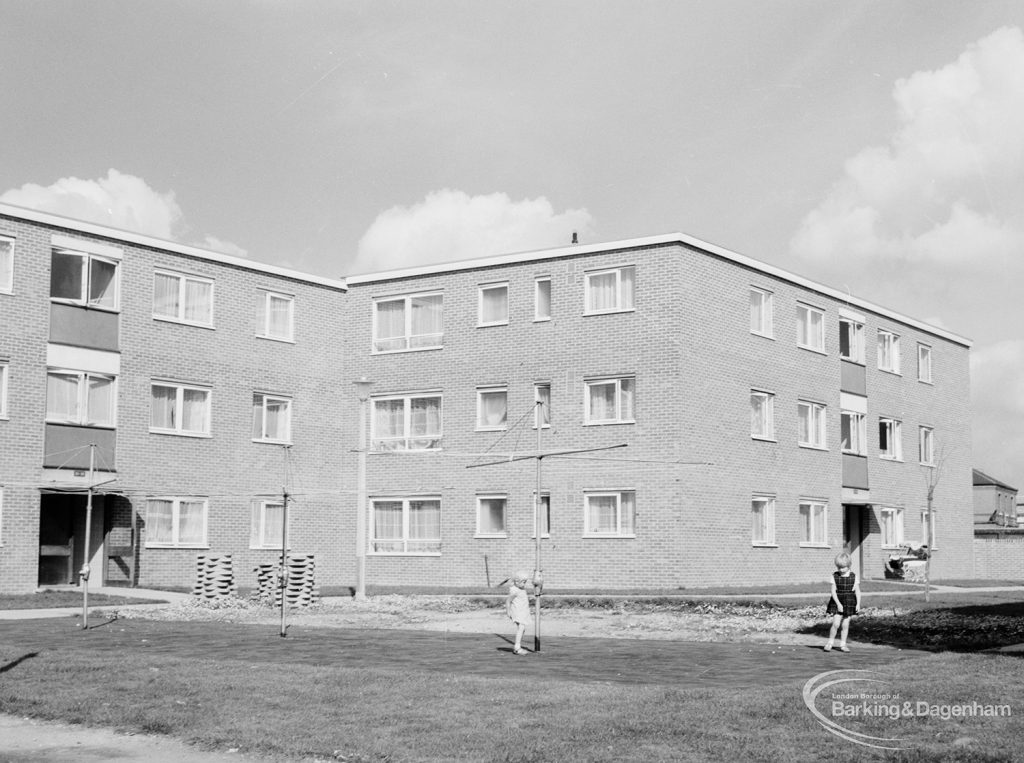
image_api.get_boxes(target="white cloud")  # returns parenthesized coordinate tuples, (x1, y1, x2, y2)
(971, 341, 1024, 489)
(1, 169, 183, 239)
(351, 189, 593, 273)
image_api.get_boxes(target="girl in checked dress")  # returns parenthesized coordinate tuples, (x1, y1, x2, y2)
(824, 552, 861, 652)
(506, 571, 531, 655)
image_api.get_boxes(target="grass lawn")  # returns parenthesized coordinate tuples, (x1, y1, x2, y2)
(0, 639, 1021, 762)
(0, 590, 167, 610)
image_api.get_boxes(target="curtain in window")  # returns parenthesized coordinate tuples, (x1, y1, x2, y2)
(588, 495, 618, 533)
(252, 395, 264, 439)
(50, 251, 82, 300)
(479, 498, 505, 534)
(811, 505, 826, 542)
(798, 405, 812, 443)
(750, 291, 763, 332)
(752, 395, 768, 437)
(752, 501, 768, 542)
(619, 492, 635, 533)
(373, 500, 403, 552)
(375, 300, 406, 350)
(799, 505, 812, 543)
(409, 499, 441, 552)
(151, 386, 176, 429)
(409, 397, 441, 448)
(46, 372, 79, 420)
(410, 294, 442, 346)
(588, 382, 616, 421)
(618, 379, 634, 419)
(147, 499, 174, 544)
(182, 389, 208, 433)
(264, 399, 289, 440)
(481, 287, 508, 323)
(267, 295, 291, 338)
(178, 500, 205, 545)
(0, 241, 12, 290)
(183, 279, 212, 324)
(535, 280, 551, 319)
(535, 386, 550, 427)
(263, 502, 284, 547)
(86, 375, 114, 426)
(154, 273, 179, 317)
(587, 271, 617, 311)
(373, 399, 405, 449)
(89, 258, 117, 308)
(619, 267, 635, 310)
(479, 391, 507, 427)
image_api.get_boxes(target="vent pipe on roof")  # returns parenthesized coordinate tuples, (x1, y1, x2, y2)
(571, 231, 578, 244)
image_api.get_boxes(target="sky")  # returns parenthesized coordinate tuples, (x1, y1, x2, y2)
(1, 1, 1022, 492)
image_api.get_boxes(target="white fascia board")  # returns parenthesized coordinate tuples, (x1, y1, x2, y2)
(347, 231, 971, 348)
(0, 202, 346, 291)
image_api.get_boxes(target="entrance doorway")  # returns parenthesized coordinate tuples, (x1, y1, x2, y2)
(38, 494, 105, 587)
(842, 504, 866, 579)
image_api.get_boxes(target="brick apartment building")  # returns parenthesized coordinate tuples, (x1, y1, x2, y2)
(0, 204, 974, 594)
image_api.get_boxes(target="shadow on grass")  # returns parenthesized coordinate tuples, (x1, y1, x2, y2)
(0, 652, 39, 674)
(797, 600, 1024, 653)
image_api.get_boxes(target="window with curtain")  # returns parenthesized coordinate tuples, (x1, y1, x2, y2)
(750, 390, 774, 440)
(478, 283, 509, 326)
(879, 417, 902, 460)
(799, 500, 828, 546)
(919, 426, 935, 465)
(749, 287, 773, 337)
(253, 393, 292, 443)
(371, 393, 442, 450)
(371, 497, 441, 554)
(373, 292, 443, 352)
(918, 344, 932, 383)
(921, 509, 938, 549)
(257, 290, 294, 341)
(535, 277, 551, 321)
(531, 493, 551, 538)
(250, 500, 285, 548)
(46, 370, 116, 427)
(0, 362, 7, 417)
(0, 237, 14, 292)
(839, 318, 865, 363)
(585, 266, 635, 314)
(51, 249, 119, 309)
(145, 497, 208, 547)
(798, 400, 827, 448)
(477, 387, 508, 430)
(534, 383, 551, 428)
(153, 270, 213, 326)
(880, 506, 904, 548)
(150, 382, 210, 436)
(584, 491, 636, 536)
(752, 496, 775, 545)
(840, 410, 866, 455)
(476, 496, 507, 537)
(585, 377, 634, 424)
(878, 329, 901, 373)
(797, 303, 825, 352)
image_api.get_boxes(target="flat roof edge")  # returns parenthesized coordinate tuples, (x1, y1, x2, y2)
(0, 202, 347, 290)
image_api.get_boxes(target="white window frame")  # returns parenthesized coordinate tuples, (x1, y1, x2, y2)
(0, 487, 4, 545)
(880, 506, 905, 549)
(144, 497, 209, 548)
(797, 400, 827, 449)
(531, 492, 551, 539)
(50, 248, 120, 311)
(372, 292, 443, 353)
(752, 495, 776, 546)
(919, 426, 935, 466)
(749, 287, 773, 338)
(371, 393, 443, 451)
(878, 329, 901, 374)
(918, 344, 933, 383)
(150, 381, 212, 437)
(921, 508, 938, 550)
(0, 235, 14, 294)
(45, 369, 117, 427)
(878, 417, 903, 461)
(476, 386, 508, 431)
(257, 290, 295, 342)
(584, 265, 635, 315)
(0, 361, 8, 418)
(252, 393, 293, 444)
(475, 494, 508, 538)
(839, 317, 865, 364)
(840, 410, 866, 455)
(799, 500, 828, 547)
(796, 303, 825, 353)
(750, 390, 775, 441)
(534, 383, 551, 429)
(584, 377, 635, 425)
(534, 276, 552, 322)
(369, 496, 442, 555)
(250, 499, 286, 549)
(478, 282, 509, 327)
(583, 490, 636, 538)
(152, 269, 214, 327)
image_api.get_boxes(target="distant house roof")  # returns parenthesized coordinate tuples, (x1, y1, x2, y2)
(973, 468, 1018, 492)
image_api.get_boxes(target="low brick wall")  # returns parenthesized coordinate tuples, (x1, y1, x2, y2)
(973, 529, 1024, 579)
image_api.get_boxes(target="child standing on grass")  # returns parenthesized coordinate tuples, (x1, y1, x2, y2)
(824, 552, 861, 652)
(506, 570, 531, 655)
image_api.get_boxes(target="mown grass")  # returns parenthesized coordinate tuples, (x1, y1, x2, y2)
(0, 645, 1021, 761)
(0, 590, 166, 610)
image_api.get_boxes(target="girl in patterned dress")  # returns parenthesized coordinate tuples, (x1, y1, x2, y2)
(506, 571, 532, 655)
(824, 552, 861, 652)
